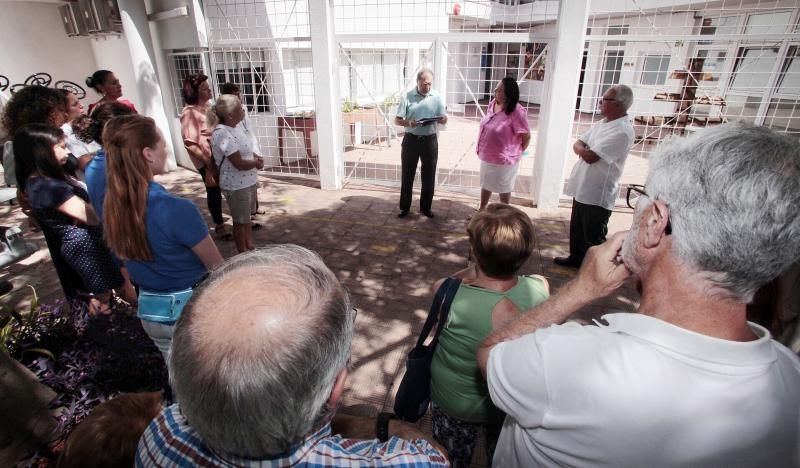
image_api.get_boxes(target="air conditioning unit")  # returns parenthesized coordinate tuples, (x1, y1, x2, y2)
(77, 0, 123, 35)
(58, 3, 88, 37)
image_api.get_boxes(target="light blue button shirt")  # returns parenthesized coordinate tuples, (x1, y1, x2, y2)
(396, 88, 446, 136)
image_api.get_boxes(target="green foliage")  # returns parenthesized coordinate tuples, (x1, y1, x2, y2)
(382, 91, 401, 107)
(0, 285, 39, 354)
(342, 99, 358, 113)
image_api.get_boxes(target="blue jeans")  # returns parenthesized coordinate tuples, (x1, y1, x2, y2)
(140, 319, 175, 363)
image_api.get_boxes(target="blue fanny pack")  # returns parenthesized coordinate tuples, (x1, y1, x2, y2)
(137, 288, 194, 324)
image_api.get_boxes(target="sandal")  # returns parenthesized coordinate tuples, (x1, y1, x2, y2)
(252, 223, 263, 231)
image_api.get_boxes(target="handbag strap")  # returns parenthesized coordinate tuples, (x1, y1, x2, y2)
(414, 277, 462, 349)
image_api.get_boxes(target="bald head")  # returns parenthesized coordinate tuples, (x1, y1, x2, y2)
(169, 245, 354, 458)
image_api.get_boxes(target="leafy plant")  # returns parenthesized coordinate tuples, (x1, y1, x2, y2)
(342, 99, 358, 113)
(4, 294, 167, 465)
(382, 92, 401, 108)
(0, 284, 41, 355)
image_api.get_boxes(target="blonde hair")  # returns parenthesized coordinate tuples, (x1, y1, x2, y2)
(467, 204, 535, 279)
(102, 115, 160, 261)
(206, 94, 240, 128)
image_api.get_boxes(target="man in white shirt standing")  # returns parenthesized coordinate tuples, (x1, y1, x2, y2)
(555, 84, 635, 268)
(477, 123, 800, 468)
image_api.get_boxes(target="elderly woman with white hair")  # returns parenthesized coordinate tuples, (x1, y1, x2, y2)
(208, 94, 264, 253)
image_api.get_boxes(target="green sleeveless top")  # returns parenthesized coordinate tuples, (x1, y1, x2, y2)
(430, 275, 549, 423)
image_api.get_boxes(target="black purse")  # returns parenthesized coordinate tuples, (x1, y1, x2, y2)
(393, 277, 462, 422)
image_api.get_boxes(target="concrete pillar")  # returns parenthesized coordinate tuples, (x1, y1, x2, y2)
(117, 0, 177, 170)
(309, 0, 343, 190)
(433, 38, 448, 107)
(530, 0, 590, 210)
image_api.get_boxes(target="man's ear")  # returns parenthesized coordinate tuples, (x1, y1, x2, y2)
(326, 367, 348, 409)
(643, 200, 670, 248)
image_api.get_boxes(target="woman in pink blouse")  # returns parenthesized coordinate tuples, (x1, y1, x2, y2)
(179, 74, 229, 239)
(476, 77, 531, 210)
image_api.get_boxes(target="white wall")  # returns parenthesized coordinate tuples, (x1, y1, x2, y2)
(0, 1, 97, 102)
(151, 0, 207, 50)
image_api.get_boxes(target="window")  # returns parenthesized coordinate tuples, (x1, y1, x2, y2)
(695, 49, 728, 83)
(723, 95, 761, 124)
(765, 98, 800, 134)
(167, 51, 206, 115)
(607, 25, 628, 47)
(640, 55, 670, 86)
(745, 11, 793, 35)
(699, 16, 737, 44)
(283, 48, 314, 112)
(729, 47, 780, 91)
(340, 49, 407, 105)
(776, 46, 800, 96)
(213, 49, 271, 113)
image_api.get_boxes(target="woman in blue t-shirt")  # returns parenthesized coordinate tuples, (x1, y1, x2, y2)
(102, 115, 223, 360)
(77, 101, 136, 220)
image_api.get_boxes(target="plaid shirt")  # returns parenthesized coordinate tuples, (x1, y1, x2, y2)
(136, 404, 449, 467)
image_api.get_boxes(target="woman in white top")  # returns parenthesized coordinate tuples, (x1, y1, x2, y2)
(60, 90, 101, 177)
(208, 94, 263, 253)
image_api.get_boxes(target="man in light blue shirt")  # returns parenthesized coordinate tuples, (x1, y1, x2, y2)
(395, 69, 447, 218)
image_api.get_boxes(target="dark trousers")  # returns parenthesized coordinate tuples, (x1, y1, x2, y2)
(568, 199, 611, 264)
(198, 166, 224, 225)
(400, 133, 438, 213)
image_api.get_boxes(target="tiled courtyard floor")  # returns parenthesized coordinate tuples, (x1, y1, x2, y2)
(0, 168, 641, 466)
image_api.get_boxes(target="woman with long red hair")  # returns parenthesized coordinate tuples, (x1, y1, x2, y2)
(103, 115, 223, 360)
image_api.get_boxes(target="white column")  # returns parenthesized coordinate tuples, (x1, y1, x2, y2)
(433, 38, 448, 106)
(530, 0, 590, 210)
(117, 0, 177, 170)
(309, 0, 343, 190)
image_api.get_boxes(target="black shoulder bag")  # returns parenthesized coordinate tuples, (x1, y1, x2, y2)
(393, 277, 462, 422)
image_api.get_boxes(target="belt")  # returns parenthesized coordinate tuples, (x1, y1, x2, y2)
(405, 133, 438, 140)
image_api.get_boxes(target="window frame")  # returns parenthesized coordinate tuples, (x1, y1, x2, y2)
(166, 50, 209, 117)
(212, 48, 272, 114)
(639, 54, 671, 86)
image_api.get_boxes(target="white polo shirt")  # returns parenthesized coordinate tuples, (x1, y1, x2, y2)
(565, 117, 634, 210)
(487, 313, 800, 468)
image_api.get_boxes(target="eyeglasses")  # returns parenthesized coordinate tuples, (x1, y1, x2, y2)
(626, 184, 672, 235)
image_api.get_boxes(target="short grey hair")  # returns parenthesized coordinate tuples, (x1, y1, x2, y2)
(206, 93, 240, 128)
(611, 84, 633, 111)
(169, 245, 354, 458)
(645, 123, 800, 302)
(417, 68, 434, 81)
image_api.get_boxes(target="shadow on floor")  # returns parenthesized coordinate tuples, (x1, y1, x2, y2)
(0, 168, 640, 467)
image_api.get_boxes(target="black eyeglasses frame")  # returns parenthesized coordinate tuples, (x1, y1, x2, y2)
(626, 184, 672, 235)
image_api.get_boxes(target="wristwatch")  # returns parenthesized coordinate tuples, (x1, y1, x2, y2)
(376, 412, 396, 442)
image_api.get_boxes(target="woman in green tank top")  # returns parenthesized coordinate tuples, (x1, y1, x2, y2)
(429, 204, 549, 467)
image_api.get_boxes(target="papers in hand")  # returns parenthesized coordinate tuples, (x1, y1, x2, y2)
(417, 117, 442, 126)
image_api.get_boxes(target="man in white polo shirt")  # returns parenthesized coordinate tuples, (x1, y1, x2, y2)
(478, 123, 800, 467)
(555, 84, 635, 268)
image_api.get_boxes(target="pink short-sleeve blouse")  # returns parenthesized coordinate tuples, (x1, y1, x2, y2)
(180, 105, 212, 169)
(476, 101, 530, 165)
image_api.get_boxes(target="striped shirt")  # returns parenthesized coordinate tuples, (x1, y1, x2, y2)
(136, 404, 449, 467)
